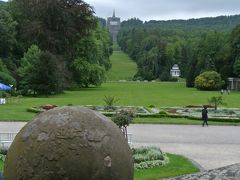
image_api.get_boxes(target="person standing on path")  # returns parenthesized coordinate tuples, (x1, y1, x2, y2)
(202, 105, 208, 127)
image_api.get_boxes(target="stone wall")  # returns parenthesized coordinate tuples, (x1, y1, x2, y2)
(167, 163, 240, 180)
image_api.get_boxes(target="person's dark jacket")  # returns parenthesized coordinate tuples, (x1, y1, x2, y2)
(202, 108, 208, 119)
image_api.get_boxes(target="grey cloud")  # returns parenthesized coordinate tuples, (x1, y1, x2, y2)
(85, 0, 240, 21)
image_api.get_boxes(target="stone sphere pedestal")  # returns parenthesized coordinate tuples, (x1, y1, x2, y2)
(4, 107, 133, 180)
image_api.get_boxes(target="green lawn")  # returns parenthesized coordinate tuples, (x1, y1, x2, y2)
(134, 154, 199, 180)
(1, 82, 240, 121)
(106, 51, 137, 81)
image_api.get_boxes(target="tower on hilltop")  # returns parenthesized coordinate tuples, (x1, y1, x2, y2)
(107, 10, 121, 42)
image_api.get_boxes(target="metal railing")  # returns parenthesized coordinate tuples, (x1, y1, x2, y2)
(0, 132, 17, 148)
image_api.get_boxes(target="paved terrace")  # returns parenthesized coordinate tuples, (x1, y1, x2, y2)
(1, 122, 240, 170)
(128, 124, 240, 170)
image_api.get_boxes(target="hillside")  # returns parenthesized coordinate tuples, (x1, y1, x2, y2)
(118, 14, 240, 85)
(106, 51, 137, 81)
(121, 15, 240, 31)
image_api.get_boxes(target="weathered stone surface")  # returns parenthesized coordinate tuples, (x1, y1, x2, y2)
(167, 163, 240, 180)
(4, 106, 133, 180)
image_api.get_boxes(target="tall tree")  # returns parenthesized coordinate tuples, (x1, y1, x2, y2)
(233, 57, 240, 77)
(10, 0, 97, 60)
(71, 22, 111, 87)
(0, 59, 16, 86)
(230, 24, 240, 78)
(10, 0, 112, 90)
(18, 44, 41, 94)
(231, 24, 240, 59)
(0, 8, 17, 59)
(29, 51, 64, 95)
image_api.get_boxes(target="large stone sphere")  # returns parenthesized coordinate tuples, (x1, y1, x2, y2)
(4, 107, 133, 180)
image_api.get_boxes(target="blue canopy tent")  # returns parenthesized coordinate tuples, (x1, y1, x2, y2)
(0, 83, 11, 104)
(0, 82, 11, 91)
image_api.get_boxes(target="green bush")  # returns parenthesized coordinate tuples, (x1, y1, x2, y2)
(133, 147, 169, 170)
(103, 95, 119, 110)
(112, 109, 135, 128)
(111, 109, 135, 139)
(135, 160, 164, 170)
(0, 91, 10, 98)
(169, 77, 178, 82)
(194, 71, 224, 90)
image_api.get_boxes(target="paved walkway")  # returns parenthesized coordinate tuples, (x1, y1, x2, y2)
(1, 122, 240, 170)
(128, 124, 240, 170)
(0, 122, 26, 132)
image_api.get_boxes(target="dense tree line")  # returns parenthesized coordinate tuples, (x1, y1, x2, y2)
(118, 17, 240, 88)
(0, 0, 112, 95)
(145, 15, 240, 31)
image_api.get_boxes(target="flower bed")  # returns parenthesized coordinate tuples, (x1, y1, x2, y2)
(162, 107, 240, 118)
(84, 105, 151, 115)
(133, 147, 169, 170)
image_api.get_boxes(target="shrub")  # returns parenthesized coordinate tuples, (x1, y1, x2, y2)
(159, 71, 171, 81)
(0, 92, 11, 98)
(103, 95, 119, 110)
(133, 147, 169, 170)
(112, 109, 135, 140)
(208, 96, 226, 110)
(194, 71, 224, 90)
(169, 77, 178, 82)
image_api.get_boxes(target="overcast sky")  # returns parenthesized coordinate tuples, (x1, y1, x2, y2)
(84, 0, 240, 21)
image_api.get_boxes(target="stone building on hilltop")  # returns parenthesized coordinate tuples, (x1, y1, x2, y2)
(107, 10, 121, 42)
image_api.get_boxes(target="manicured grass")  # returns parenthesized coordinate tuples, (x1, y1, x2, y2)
(134, 117, 240, 126)
(106, 51, 137, 81)
(0, 160, 3, 171)
(134, 153, 199, 180)
(1, 82, 240, 121)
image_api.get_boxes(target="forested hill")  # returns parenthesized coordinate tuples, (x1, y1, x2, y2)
(118, 15, 240, 87)
(121, 15, 240, 31)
